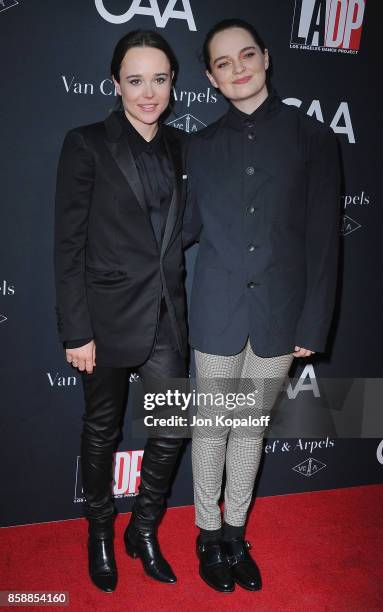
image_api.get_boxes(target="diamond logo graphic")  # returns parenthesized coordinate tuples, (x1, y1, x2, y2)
(341, 215, 362, 236)
(167, 114, 206, 133)
(0, 314, 7, 323)
(0, 0, 19, 14)
(292, 457, 326, 478)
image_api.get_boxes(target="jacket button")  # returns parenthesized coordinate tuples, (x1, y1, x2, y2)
(248, 132, 256, 140)
(245, 166, 255, 175)
(247, 205, 256, 214)
(247, 281, 258, 289)
(248, 244, 256, 252)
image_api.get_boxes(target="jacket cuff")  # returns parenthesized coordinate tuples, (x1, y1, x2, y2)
(294, 324, 329, 353)
(64, 338, 93, 349)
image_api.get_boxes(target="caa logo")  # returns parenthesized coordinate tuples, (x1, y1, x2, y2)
(74, 449, 144, 502)
(283, 98, 355, 143)
(94, 0, 196, 30)
(291, 0, 365, 54)
(284, 364, 320, 400)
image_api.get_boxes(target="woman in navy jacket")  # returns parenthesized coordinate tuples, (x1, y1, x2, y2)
(184, 18, 340, 593)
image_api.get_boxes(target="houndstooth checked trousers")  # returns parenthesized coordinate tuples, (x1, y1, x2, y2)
(192, 339, 294, 529)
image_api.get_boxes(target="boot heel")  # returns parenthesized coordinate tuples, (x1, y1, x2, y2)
(125, 537, 138, 558)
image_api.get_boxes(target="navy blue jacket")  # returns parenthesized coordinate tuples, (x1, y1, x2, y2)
(183, 92, 341, 357)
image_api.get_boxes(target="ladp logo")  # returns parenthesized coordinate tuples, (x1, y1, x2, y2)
(74, 450, 144, 502)
(291, 0, 366, 54)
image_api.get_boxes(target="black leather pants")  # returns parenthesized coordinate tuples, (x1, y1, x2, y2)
(80, 300, 186, 528)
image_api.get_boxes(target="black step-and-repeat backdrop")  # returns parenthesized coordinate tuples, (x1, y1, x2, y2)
(1, 0, 382, 527)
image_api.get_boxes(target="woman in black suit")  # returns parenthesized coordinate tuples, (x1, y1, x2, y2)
(54, 31, 188, 592)
(184, 19, 340, 593)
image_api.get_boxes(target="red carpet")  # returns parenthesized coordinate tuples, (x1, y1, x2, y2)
(1, 485, 382, 611)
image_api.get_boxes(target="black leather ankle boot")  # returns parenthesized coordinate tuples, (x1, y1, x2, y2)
(124, 522, 176, 583)
(124, 437, 183, 583)
(88, 518, 117, 592)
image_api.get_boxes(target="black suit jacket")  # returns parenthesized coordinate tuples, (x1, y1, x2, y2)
(54, 111, 188, 367)
(183, 93, 341, 357)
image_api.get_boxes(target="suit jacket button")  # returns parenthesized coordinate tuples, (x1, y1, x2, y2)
(245, 166, 255, 175)
(247, 205, 256, 214)
(248, 244, 256, 252)
(247, 281, 256, 289)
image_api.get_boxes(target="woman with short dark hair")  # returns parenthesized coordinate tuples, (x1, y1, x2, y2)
(54, 30, 188, 592)
(184, 18, 340, 593)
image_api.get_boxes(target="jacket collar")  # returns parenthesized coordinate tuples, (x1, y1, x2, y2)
(104, 111, 148, 220)
(104, 109, 124, 141)
(160, 124, 183, 260)
(114, 110, 165, 158)
(104, 111, 183, 259)
(225, 89, 282, 130)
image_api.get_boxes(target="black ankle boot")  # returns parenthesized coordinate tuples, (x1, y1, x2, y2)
(88, 519, 117, 592)
(124, 522, 176, 583)
(196, 536, 234, 592)
(124, 437, 183, 583)
(225, 538, 262, 591)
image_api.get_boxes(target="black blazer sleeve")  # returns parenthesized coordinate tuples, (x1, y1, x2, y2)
(54, 129, 95, 343)
(64, 337, 93, 349)
(294, 128, 341, 352)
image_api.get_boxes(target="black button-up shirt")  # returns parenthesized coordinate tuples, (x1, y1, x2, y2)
(119, 111, 173, 246)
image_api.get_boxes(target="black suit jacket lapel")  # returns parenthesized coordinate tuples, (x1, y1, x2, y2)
(104, 112, 148, 218)
(160, 126, 183, 259)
